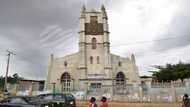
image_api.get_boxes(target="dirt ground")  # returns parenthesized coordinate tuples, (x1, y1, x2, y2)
(76, 101, 181, 107)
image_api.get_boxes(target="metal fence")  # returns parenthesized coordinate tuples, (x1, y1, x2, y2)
(30, 81, 190, 102)
(6, 80, 190, 103)
(81, 81, 190, 102)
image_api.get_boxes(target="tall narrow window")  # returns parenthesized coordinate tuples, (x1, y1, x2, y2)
(97, 56, 100, 64)
(118, 61, 122, 67)
(92, 38, 97, 49)
(64, 61, 67, 67)
(90, 56, 93, 64)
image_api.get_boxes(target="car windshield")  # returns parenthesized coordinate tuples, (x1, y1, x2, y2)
(9, 97, 28, 104)
(41, 94, 65, 101)
(66, 94, 75, 100)
(24, 97, 40, 103)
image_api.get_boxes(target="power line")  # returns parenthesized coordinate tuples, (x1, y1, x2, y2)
(110, 35, 190, 47)
(1, 34, 190, 64)
(50, 34, 190, 54)
(40, 29, 77, 48)
(52, 43, 190, 59)
(42, 27, 190, 49)
(135, 48, 190, 57)
(46, 34, 190, 54)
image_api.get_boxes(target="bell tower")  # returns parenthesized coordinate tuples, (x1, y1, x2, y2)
(78, 5, 111, 76)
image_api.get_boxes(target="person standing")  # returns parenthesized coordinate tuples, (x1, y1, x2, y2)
(182, 94, 190, 107)
(88, 97, 98, 107)
(100, 96, 108, 107)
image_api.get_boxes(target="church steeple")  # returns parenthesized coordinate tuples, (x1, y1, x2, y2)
(81, 5, 86, 17)
(82, 5, 86, 12)
(101, 4, 107, 19)
(131, 53, 136, 64)
(101, 4, 105, 11)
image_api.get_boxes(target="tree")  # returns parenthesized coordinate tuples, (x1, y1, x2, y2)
(0, 73, 24, 90)
(0, 76, 5, 91)
(12, 73, 23, 83)
(151, 62, 190, 82)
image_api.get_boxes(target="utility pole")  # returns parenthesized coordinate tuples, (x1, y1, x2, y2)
(4, 50, 16, 92)
(51, 82, 56, 99)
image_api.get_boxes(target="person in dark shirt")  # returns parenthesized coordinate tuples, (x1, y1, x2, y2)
(100, 96, 108, 107)
(182, 94, 190, 107)
(88, 97, 97, 107)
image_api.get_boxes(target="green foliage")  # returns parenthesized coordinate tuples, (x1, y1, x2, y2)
(151, 62, 190, 82)
(0, 76, 5, 90)
(0, 73, 23, 90)
(140, 75, 151, 78)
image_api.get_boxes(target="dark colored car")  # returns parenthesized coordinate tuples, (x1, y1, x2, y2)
(0, 96, 47, 107)
(37, 93, 76, 107)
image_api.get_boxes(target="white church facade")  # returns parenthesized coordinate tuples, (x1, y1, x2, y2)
(45, 5, 140, 96)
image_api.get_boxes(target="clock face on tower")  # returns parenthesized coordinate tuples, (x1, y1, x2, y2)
(85, 16, 103, 35)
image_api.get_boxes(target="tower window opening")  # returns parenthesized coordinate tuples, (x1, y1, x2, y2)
(92, 38, 97, 49)
(90, 56, 93, 64)
(97, 56, 100, 64)
(64, 61, 67, 67)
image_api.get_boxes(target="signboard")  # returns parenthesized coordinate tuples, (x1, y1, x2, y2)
(87, 74, 106, 79)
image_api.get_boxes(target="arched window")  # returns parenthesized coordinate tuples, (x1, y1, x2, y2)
(115, 72, 126, 85)
(97, 56, 100, 64)
(90, 56, 93, 64)
(61, 72, 71, 92)
(64, 61, 67, 67)
(92, 38, 97, 49)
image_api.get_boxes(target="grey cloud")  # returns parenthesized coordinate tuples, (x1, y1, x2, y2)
(0, 0, 83, 33)
(152, 0, 190, 52)
(0, 28, 48, 79)
(0, 0, 118, 79)
(1, 0, 188, 78)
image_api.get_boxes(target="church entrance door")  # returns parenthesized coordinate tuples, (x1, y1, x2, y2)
(60, 72, 72, 92)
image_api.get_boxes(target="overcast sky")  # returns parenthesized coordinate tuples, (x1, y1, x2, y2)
(0, 0, 190, 80)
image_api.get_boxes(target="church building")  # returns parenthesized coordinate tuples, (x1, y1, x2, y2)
(45, 5, 140, 96)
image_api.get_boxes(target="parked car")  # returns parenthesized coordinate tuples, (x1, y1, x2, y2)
(0, 96, 49, 107)
(37, 93, 76, 107)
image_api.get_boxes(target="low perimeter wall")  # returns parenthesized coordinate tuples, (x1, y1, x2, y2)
(76, 101, 181, 107)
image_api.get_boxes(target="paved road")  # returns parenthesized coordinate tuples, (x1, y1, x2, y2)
(76, 101, 181, 107)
